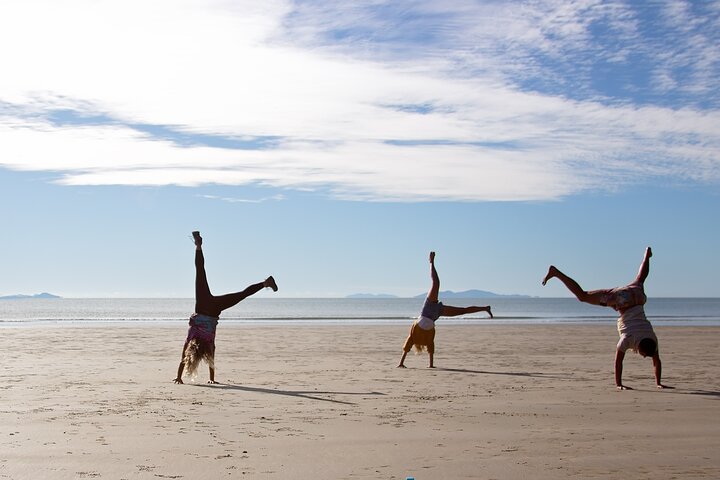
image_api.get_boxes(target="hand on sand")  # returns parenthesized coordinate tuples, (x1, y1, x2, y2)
(173, 378, 184, 384)
(397, 364, 406, 368)
(208, 380, 219, 384)
(656, 384, 673, 390)
(616, 385, 633, 391)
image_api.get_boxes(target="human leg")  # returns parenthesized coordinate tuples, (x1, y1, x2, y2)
(212, 281, 265, 313)
(542, 265, 608, 306)
(633, 247, 652, 285)
(440, 305, 493, 318)
(427, 251, 440, 302)
(193, 236, 216, 316)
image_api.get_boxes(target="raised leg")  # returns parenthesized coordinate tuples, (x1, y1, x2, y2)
(542, 265, 608, 306)
(193, 238, 215, 316)
(633, 247, 652, 285)
(192, 232, 278, 317)
(213, 281, 266, 313)
(440, 305, 493, 317)
(427, 251, 440, 303)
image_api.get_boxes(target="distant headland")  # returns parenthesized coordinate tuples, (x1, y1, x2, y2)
(0, 292, 62, 300)
(347, 290, 532, 299)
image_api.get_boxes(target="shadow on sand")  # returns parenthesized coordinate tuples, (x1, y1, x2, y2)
(435, 367, 573, 379)
(667, 389, 720, 399)
(193, 383, 385, 405)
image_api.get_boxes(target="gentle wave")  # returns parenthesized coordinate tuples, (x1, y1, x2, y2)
(3, 316, 719, 327)
(1, 297, 719, 327)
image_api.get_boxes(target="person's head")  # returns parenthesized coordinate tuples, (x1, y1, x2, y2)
(637, 338, 657, 358)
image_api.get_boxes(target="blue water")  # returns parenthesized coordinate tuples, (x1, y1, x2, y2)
(1, 297, 719, 326)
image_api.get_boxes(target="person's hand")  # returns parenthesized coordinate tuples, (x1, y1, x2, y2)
(173, 378, 184, 384)
(656, 384, 674, 390)
(616, 385, 633, 391)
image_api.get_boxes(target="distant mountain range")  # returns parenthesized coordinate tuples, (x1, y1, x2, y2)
(347, 290, 531, 299)
(0, 292, 62, 300)
(416, 289, 532, 299)
(346, 293, 400, 299)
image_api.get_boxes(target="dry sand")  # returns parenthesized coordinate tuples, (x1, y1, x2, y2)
(2, 323, 719, 479)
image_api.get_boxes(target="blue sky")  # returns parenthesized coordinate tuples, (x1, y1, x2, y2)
(1, 0, 719, 298)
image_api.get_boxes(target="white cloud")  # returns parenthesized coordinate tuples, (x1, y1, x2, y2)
(0, 0, 718, 202)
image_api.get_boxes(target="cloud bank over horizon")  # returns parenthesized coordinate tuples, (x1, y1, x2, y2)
(1, 0, 718, 201)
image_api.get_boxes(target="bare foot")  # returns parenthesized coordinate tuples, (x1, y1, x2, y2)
(429, 251, 435, 263)
(646, 247, 652, 258)
(265, 276, 278, 292)
(656, 384, 673, 390)
(486, 306, 493, 319)
(173, 378, 184, 384)
(542, 266, 559, 286)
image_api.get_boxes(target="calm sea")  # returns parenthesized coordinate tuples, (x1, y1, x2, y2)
(1, 297, 719, 327)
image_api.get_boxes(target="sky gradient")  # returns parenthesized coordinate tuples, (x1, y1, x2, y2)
(2, 0, 719, 298)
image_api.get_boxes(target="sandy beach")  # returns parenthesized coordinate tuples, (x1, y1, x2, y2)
(2, 323, 719, 479)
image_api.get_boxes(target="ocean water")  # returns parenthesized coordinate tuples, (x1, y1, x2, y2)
(1, 297, 719, 327)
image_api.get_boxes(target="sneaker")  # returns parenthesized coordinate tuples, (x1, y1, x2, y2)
(191, 231, 202, 246)
(265, 276, 278, 292)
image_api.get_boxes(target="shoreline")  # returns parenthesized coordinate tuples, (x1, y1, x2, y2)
(3, 319, 720, 328)
(3, 324, 719, 478)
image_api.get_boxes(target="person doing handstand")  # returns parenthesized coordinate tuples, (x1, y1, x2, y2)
(173, 231, 278, 384)
(542, 247, 671, 390)
(398, 251, 493, 368)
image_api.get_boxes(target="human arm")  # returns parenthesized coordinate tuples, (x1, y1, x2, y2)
(173, 361, 185, 384)
(615, 349, 632, 390)
(652, 353, 672, 389)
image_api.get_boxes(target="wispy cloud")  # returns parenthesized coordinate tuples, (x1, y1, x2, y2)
(198, 194, 286, 204)
(0, 0, 718, 201)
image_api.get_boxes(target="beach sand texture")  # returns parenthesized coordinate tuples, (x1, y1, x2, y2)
(2, 324, 719, 479)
